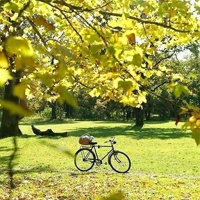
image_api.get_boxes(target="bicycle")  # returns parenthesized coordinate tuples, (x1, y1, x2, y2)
(74, 134, 131, 173)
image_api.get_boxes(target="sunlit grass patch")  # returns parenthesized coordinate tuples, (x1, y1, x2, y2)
(0, 120, 200, 199)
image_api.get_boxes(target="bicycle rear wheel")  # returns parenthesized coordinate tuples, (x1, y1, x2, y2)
(74, 148, 95, 172)
(108, 150, 131, 173)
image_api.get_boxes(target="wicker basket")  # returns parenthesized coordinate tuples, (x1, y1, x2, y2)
(79, 134, 92, 145)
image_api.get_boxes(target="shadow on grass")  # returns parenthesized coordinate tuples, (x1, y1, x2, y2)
(0, 166, 57, 176)
(20, 119, 82, 126)
(0, 146, 16, 168)
(19, 121, 190, 140)
(68, 126, 190, 140)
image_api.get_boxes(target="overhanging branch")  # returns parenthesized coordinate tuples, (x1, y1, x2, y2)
(38, 0, 194, 33)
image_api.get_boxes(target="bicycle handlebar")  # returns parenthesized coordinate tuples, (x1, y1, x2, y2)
(89, 135, 116, 145)
(105, 137, 116, 145)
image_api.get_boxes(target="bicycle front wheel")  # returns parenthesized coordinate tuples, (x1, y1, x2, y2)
(108, 150, 131, 173)
(74, 148, 95, 172)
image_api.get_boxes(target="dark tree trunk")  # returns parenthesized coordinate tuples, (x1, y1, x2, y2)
(0, 73, 22, 137)
(145, 110, 151, 121)
(50, 101, 57, 120)
(144, 95, 153, 121)
(64, 103, 73, 118)
(134, 107, 144, 127)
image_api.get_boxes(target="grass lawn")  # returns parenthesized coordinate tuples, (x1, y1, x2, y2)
(0, 120, 200, 199)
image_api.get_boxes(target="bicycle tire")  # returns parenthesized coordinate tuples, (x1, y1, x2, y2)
(108, 150, 131, 173)
(74, 148, 95, 172)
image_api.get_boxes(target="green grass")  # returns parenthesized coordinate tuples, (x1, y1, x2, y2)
(0, 121, 200, 199)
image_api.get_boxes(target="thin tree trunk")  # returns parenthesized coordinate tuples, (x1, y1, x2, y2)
(50, 101, 57, 120)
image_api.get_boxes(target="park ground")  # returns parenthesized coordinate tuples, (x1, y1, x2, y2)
(0, 120, 200, 199)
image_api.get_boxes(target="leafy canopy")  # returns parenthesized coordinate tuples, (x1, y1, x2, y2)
(0, 0, 200, 142)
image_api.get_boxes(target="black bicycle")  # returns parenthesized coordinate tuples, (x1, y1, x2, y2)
(74, 135, 131, 173)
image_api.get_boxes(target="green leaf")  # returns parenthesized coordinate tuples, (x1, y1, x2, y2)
(132, 54, 142, 66)
(108, 46, 115, 55)
(90, 44, 104, 53)
(173, 84, 189, 98)
(85, 33, 100, 43)
(4, 2, 19, 13)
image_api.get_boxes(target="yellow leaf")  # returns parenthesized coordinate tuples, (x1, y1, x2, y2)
(5, 36, 34, 57)
(138, 92, 147, 104)
(33, 16, 55, 30)
(89, 88, 101, 97)
(182, 121, 191, 130)
(118, 80, 134, 95)
(0, 100, 32, 116)
(55, 44, 75, 58)
(107, 72, 119, 79)
(0, 69, 12, 86)
(120, 96, 137, 107)
(98, 191, 125, 200)
(13, 83, 26, 99)
(0, 52, 9, 68)
(118, 36, 128, 45)
(172, 73, 183, 81)
(192, 129, 200, 146)
(36, 74, 53, 86)
(108, 20, 121, 28)
(57, 86, 78, 108)
(25, 88, 34, 99)
(126, 32, 136, 45)
(15, 56, 35, 70)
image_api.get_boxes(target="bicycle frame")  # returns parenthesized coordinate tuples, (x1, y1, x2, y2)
(81, 142, 115, 164)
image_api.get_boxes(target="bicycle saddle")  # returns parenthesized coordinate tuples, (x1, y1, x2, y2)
(90, 141, 97, 145)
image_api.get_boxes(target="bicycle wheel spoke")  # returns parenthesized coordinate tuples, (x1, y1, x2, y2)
(109, 151, 131, 173)
(74, 148, 95, 172)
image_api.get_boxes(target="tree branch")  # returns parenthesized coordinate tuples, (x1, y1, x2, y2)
(39, 1, 193, 34)
(153, 53, 175, 69)
(98, 11, 191, 33)
(151, 81, 170, 92)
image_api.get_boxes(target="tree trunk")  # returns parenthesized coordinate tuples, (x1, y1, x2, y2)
(50, 101, 57, 120)
(64, 103, 73, 118)
(144, 95, 153, 121)
(0, 77, 22, 137)
(0, 109, 22, 137)
(134, 107, 144, 127)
